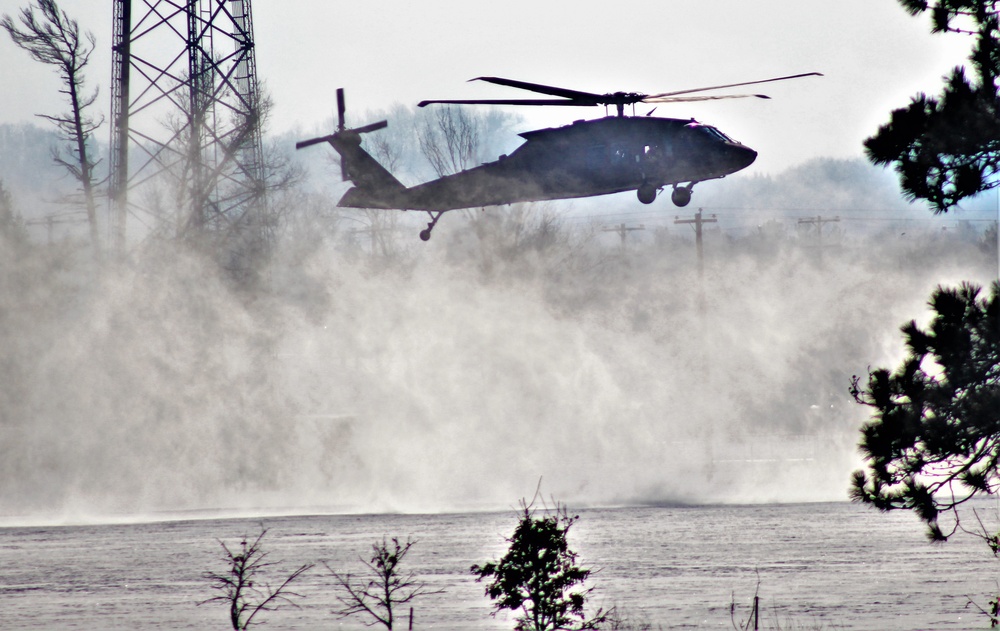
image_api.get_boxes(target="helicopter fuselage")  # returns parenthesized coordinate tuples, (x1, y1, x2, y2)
(338, 115, 756, 211)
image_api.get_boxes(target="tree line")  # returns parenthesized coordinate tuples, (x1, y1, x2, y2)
(201, 497, 610, 631)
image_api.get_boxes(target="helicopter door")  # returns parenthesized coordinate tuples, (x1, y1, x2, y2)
(610, 145, 630, 163)
(584, 144, 605, 168)
(609, 145, 639, 171)
(642, 143, 671, 162)
(608, 144, 645, 182)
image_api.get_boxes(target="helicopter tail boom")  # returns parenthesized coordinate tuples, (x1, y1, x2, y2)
(333, 138, 412, 209)
(328, 133, 405, 193)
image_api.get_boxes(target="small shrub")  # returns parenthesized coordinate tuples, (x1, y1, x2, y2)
(199, 526, 312, 630)
(472, 498, 606, 631)
(327, 536, 443, 630)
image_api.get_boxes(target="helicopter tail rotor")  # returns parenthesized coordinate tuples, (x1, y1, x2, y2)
(295, 87, 388, 182)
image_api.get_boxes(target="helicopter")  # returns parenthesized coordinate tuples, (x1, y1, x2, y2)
(296, 73, 821, 241)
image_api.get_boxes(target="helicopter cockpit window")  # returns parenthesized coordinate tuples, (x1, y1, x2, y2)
(707, 126, 734, 141)
(695, 125, 734, 143)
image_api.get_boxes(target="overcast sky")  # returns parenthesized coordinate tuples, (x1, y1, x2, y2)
(0, 0, 975, 174)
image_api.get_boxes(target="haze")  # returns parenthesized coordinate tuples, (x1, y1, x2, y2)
(0, 0, 974, 173)
(0, 0, 997, 523)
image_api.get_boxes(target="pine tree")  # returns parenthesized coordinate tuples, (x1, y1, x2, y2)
(864, 1, 1000, 210)
(851, 282, 1000, 540)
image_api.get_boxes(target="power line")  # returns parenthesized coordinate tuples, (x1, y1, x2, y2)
(601, 222, 645, 250)
(797, 215, 841, 266)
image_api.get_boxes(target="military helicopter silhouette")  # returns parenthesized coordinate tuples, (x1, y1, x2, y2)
(296, 73, 821, 241)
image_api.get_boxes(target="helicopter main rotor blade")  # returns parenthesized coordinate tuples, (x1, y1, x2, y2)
(643, 93, 771, 103)
(645, 72, 823, 100)
(418, 98, 596, 108)
(470, 76, 603, 102)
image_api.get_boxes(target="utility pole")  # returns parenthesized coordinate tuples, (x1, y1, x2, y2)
(602, 223, 645, 251)
(675, 209, 717, 318)
(26, 213, 86, 244)
(797, 215, 840, 266)
(674, 208, 717, 280)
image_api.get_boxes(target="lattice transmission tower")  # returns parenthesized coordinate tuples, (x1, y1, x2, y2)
(108, 0, 268, 259)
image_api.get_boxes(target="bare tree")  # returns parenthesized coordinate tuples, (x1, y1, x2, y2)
(142, 80, 301, 284)
(359, 130, 404, 259)
(199, 527, 313, 630)
(327, 537, 443, 630)
(418, 107, 481, 178)
(0, 180, 28, 247)
(2, 0, 103, 255)
(417, 106, 567, 266)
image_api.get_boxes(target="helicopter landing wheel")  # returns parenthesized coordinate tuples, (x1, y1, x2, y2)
(671, 186, 692, 207)
(637, 183, 657, 205)
(419, 210, 444, 242)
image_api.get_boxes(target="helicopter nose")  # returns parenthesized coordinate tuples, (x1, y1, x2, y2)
(729, 143, 757, 171)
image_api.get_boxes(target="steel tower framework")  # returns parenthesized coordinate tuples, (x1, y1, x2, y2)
(108, 0, 266, 254)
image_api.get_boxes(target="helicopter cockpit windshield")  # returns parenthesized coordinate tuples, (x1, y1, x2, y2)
(687, 122, 734, 142)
